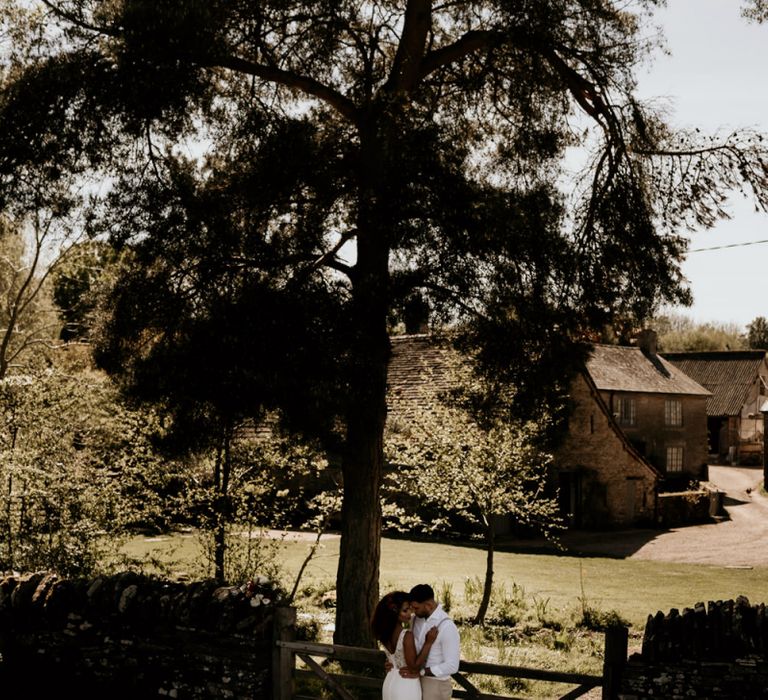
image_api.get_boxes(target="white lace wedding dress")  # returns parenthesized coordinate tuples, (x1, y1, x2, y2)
(382, 629, 422, 700)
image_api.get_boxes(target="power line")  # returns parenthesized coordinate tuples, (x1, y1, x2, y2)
(688, 238, 768, 253)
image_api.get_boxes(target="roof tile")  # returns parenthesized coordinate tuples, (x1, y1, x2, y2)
(661, 350, 767, 416)
(587, 345, 710, 396)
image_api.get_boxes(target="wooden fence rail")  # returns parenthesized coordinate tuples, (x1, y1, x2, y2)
(271, 607, 628, 700)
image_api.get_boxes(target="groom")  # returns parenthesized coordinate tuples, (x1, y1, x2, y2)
(403, 583, 461, 700)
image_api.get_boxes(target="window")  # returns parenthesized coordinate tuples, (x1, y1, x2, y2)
(665, 399, 683, 427)
(617, 397, 636, 426)
(666, 446, 684, 472)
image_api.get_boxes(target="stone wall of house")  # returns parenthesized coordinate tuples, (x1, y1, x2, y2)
(738, 360, 768, 445)
(656, 489, 714, 526)
(621, 597, 768, 699)
(557, 373, 658, 527)
(0, 571, 277, 699)
(602, 392, 709, 482)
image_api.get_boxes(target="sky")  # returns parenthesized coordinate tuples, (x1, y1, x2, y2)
(635, 1, 768, 329)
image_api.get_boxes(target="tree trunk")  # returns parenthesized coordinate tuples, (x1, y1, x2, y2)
(213, 426, 232, 583)
(333, 242, 390, 647)
(333, 114, 393, 647)
(4, 474, 12, 570)
(334, 399, 386, 646)
(474, 520, 495, 625)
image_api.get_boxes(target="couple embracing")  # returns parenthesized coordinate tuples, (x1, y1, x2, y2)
(372, 584, 460, 700)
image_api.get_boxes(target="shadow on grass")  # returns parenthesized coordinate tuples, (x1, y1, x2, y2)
(389, 520, 732, 562)
(384, 527, 666, 560)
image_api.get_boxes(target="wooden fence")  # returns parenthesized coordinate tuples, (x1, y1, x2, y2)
(271, 607, 628, 700)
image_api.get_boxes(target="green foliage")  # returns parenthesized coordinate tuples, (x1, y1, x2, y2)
(747, 316, 768, 349)
(385, 359, 562, 540)
(386, 357, 562, 624)
(576, 561, 629, 631)
(655, 314, 747, 352)
(193, 525, 285, 587)
(0, 369, 121, 574)
(175, 425, 338, 583)
(89, 157, 353, 450)
(437, 580, 454, 613)
(577, 605, 630, 632)
(0, 217, 65, 376)
(463, 576, 484, 605)
(0, 359, 196, 576)
(226, 431, 337, 531)
(51, 239, 121, 341)
(180, 424, 339, 529)
(532, 595, 557, 629)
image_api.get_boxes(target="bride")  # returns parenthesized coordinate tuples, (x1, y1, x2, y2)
(372, 591, 439, 700)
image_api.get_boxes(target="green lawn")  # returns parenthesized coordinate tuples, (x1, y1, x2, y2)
(120, 531, 768, 628)
(119, 530, 768, 698)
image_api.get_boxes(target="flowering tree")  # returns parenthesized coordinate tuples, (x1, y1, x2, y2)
(386, 370, 562, 624)
(0, 363, 189, 576)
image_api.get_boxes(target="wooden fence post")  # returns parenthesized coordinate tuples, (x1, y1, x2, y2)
(272, 606, 297, 700)
(602, 625, 628, 700)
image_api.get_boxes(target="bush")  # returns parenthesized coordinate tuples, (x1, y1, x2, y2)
(578, 605, 628, 632)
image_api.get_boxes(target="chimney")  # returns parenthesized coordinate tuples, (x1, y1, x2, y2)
(637, 328, 657, 357)
(403, 294, 430, 335)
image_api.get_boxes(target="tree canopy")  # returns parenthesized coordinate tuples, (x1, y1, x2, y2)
(3, 0, 768, 645)
(654, 314, 747, 353)
(747, 316, 768, 350)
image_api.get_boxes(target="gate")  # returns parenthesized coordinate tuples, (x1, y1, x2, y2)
(272, 608, 628, 700)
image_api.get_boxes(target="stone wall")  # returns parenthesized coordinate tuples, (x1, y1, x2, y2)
(0, 571, 278, 699)
(656, 489, 714, 526)
(602, 391, 709, 481)
(557, 372, 658, 527)
(621, 597, 768, 699)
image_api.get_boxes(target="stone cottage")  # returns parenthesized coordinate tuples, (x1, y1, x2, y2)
(567, 331, 711, 526)
(662, 350, 768, 465)
(556, 369, 660, 527)
(387, 331, 711, 527)
(585, 331, 711, 482)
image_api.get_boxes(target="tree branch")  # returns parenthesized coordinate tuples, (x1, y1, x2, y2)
(418, 30, 502, 80)
(40, 0, 119, 37)
(210, 55, 358, 123)
(387, 0, 432, 92)
(540, 47, 613, 130)
(310, 229, 357, 272)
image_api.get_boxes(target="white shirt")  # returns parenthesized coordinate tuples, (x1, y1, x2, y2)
(411, 604, 460, 680)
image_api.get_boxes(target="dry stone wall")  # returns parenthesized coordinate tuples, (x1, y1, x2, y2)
(0, 571, 278, 699)
(621, 597, 768, 699)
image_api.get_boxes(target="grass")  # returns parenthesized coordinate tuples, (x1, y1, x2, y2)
(119, 530, 768, 698)
(121, 531, 768, 629)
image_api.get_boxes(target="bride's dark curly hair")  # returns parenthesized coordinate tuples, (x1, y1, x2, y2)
(371, 590, 409, 648)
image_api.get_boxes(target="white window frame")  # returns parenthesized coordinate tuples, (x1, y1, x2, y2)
(666, 446, 684, 472)
(665, 399, 683, 427)
(617, 396, 636, 427)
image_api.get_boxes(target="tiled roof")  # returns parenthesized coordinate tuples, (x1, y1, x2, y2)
(586, 344, 711, 397)
(661, 351, 767, 416)
(387, 335, 454, 421)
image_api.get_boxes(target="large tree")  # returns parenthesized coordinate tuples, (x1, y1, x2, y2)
(2, 1, 768, 645)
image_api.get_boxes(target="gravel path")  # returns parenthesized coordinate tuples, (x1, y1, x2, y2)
(553, 465, 768, 566)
